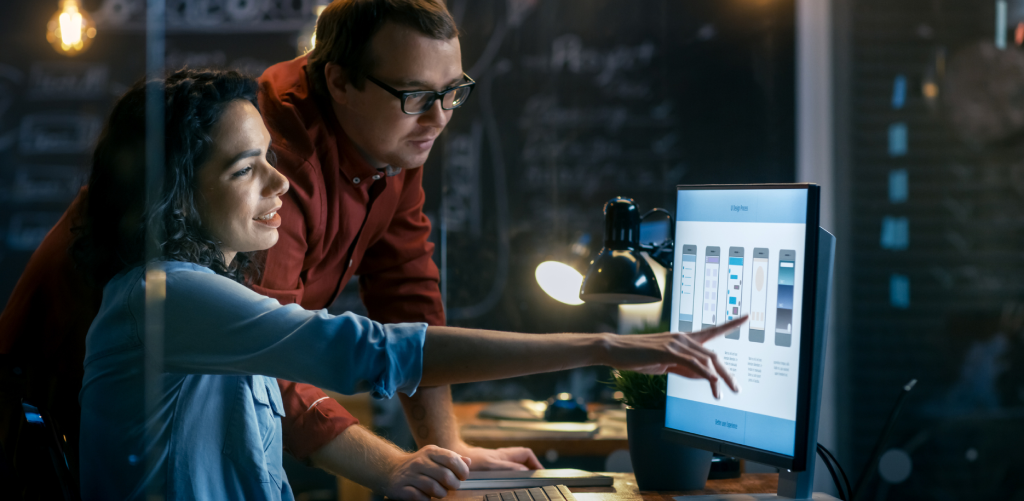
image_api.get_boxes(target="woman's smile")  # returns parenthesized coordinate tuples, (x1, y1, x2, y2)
(253, 207, 282, 228)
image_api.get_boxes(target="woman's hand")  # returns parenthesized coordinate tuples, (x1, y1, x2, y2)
(604, 316, 748, 399)
(383, 445, 472, 501)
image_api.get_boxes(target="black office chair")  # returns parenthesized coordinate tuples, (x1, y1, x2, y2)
(19, 401, 79, 501)
(0, 354, 80, 501)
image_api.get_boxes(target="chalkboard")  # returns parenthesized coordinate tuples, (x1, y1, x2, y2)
(431, 0, 796, 337)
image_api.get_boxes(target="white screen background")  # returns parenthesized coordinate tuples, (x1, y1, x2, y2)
(668, 221, 805, 421)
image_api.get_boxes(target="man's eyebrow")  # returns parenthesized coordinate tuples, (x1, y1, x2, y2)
(394, 75, 466, 91)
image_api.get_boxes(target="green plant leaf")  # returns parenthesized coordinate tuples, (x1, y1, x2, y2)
(604, 369, 667, 410)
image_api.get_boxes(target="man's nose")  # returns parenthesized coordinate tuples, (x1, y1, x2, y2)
(418, 98, 451, 128)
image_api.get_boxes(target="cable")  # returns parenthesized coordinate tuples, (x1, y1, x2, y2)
(851, 379, 917, 501)
(821, 444, 851, 498)
(816, 443, 847, 500)
(818, 443, 851, 500)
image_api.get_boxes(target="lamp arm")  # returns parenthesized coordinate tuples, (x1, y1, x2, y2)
(640, 240, 674, 270)
(639, 208, 674, 270)
(640, 208, 673, 221)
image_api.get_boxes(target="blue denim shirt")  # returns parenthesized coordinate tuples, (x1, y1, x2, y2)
(79, 262, 427, 500)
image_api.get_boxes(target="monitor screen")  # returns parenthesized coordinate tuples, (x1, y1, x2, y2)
(666, 186, 811, 458)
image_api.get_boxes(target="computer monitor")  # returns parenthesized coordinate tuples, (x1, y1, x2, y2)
(664, 184, 835, 499)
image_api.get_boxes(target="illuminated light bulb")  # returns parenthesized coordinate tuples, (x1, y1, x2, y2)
(47, 0, 95, 56)
(535, 261, 585, 306)
(59, 5, 83, 47)
(1016, 22, 1024, 46)
(922, 81, 939, 99)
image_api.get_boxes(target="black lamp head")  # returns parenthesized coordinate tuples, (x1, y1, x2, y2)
(579, 197, 662, 304)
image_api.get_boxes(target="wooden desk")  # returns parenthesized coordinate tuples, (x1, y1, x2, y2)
(454, 402, 629, 458)
(445, 472, 778, 501)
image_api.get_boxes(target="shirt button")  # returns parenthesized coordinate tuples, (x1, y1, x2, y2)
(372, 174, 381, 180)
(352, 177, 361, 184)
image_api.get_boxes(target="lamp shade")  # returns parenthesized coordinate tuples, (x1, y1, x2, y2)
(579, 197, 662, 303)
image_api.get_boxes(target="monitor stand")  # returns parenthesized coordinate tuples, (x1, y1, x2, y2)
(672, 469, 839, 500)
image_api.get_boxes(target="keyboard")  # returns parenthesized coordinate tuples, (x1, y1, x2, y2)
(484, 485, 577, 501)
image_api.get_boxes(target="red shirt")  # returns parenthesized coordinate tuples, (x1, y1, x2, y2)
(255, 56, 445, 326)
(253, 56, 445, 456)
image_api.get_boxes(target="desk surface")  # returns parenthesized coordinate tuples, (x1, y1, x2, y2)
(454, 402, 628, 457)
(446, 472, 778, 501)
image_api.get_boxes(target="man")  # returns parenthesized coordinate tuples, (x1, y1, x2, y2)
(253, 0, 542, 472)
(0, 0, 536, 496)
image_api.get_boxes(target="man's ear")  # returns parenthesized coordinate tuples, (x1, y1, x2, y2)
(324, 62, 350, 105)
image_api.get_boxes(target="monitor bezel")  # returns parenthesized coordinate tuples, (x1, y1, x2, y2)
(661, 183, 821, 472)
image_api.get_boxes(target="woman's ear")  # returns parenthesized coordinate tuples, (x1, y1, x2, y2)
(324, 63, 350, 106)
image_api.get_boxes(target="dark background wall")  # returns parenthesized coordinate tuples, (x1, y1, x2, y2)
(837, 0, 1024, 498)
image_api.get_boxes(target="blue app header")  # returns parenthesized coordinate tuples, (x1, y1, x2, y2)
(676, 188, 808, 224)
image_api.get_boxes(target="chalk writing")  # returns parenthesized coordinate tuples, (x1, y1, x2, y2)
(29, 62, 108, 100)
(19, 113, 102, 155)
(444, 121, 483, 236)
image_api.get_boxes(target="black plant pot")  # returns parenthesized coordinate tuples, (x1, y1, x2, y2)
(626, 408, 713, 491)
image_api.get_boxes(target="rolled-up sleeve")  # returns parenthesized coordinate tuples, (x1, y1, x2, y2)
(367, 321, 423, 399)
(142, 263, 427, 398)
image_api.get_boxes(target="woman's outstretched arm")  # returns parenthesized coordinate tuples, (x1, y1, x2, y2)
(420, 317, 746, 399)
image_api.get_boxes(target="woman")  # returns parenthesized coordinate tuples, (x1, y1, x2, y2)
(74, 69, 742, 500)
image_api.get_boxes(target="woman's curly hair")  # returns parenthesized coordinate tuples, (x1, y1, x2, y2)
(72, 68, 268, 286)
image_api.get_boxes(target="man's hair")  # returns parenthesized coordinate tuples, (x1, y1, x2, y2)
(306, 0, 458, 99)
(71, 68, 267, 286)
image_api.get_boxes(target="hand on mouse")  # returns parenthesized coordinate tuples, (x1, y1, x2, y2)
(384, 445, 472, 501)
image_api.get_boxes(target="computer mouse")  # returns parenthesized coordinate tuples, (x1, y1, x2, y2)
(544, 392, 589, 422)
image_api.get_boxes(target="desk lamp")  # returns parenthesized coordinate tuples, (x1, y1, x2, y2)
(579, 197, 674, 304)
(535, 234, 593, 306)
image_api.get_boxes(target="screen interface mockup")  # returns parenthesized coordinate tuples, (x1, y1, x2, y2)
(667, 188, 808, 457)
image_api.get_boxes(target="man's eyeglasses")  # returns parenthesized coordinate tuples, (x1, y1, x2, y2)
(365, 73, 476, 115)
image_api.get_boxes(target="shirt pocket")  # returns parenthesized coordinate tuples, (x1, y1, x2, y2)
(250, 375, 286, 452)
(222, 376, 286, 487)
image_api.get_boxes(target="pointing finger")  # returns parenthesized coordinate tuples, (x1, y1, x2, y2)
(669, 356, 720, 398)
(688, 343, 739, 394)
(690, 316, 748, 344)
(709, 349, 739, 393)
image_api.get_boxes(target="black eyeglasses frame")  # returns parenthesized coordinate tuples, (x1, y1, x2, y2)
(365, 73, 476, 115)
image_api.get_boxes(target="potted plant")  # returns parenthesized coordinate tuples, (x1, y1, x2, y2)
(608, 368, 713, 491)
